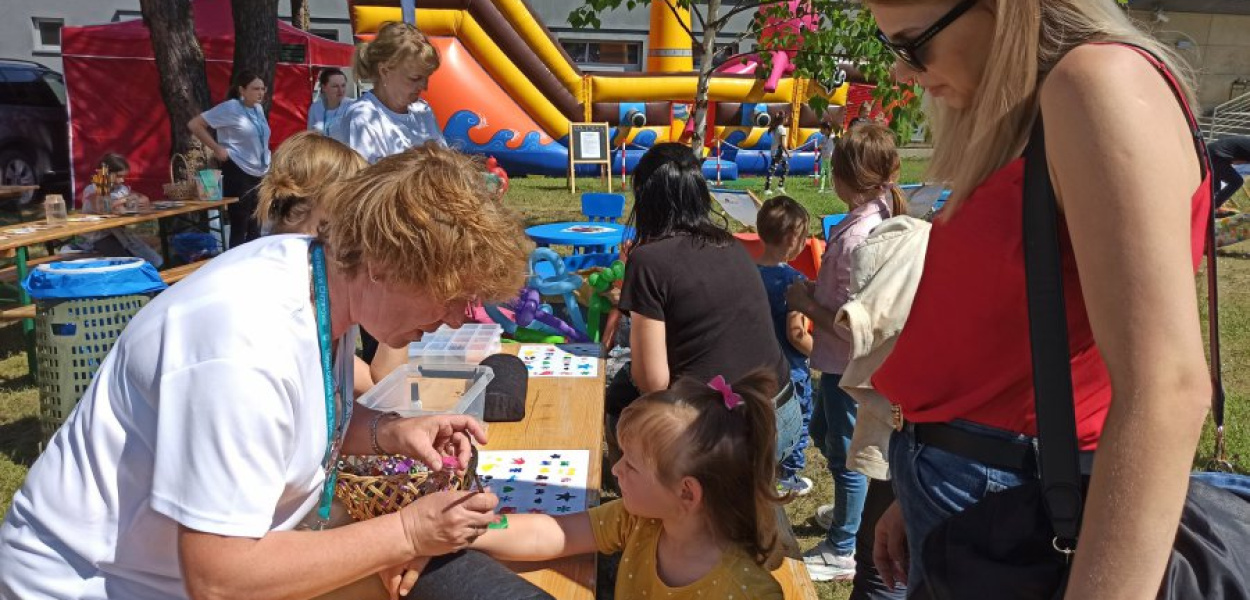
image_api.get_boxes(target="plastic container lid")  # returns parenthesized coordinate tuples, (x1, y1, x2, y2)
(357, 362, 494, 422)
(22, 257, 167, 300)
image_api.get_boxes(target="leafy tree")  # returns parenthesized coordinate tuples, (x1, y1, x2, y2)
(139, 0, 212, 171)
(569, 0, 924, 153)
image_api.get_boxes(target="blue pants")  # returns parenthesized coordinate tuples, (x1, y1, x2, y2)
(778, 370, 813, 481)
(810, 372, 867, 554)
(888, 421, 1037, 590)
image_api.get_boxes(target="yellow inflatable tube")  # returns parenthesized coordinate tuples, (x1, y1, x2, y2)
(494, 0, 582, 94)
(589, 76, 848, 106)
(352, 6, 569, 138)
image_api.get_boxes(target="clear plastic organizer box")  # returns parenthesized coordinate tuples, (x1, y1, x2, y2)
(358, 363, 494, 422)
(407, 323, 502, 366)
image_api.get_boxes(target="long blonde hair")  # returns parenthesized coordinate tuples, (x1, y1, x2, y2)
(256, 132, 367, 234)
(880, 0, 1195, 210)
(353, 21, 440, 82)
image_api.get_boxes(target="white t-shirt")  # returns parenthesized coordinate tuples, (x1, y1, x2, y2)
(202, 99, 271, 177)
(771, 124, 789, 155)
(0, 235, 354, 600)
(820, 133, 836, 162)
(331, 91, 446, 164)
(308, 97, 355, 137)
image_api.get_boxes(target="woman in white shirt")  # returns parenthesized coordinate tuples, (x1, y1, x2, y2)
(332, 22, 446, 164)
(0, 144, 533, 600)
(188, 71, 271, 249)
(308, 68, 354, 136)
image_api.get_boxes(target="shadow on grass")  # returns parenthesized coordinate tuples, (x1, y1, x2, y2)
(0, 416, 40, 466)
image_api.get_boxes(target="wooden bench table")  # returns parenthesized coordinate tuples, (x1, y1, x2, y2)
(0, 198, 236, 373)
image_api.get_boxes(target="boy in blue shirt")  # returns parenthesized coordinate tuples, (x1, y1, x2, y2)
(754, 196, 815, 495)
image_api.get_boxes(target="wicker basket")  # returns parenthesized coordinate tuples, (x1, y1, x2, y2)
(335, 455, 470, 521)
(163, 153, 200, 201)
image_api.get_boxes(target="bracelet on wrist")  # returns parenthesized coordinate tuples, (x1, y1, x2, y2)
(370, 411, 401, 455)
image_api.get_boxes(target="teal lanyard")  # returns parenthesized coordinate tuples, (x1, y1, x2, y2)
(311, 242, 349, 524)
(321, 100, 343, 135)
(238, 99, 271, 168)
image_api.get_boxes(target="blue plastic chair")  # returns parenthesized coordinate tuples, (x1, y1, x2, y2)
(823, 214, 848, 241)
(578, 193, 626, 254)
(581, 193, 626, 223)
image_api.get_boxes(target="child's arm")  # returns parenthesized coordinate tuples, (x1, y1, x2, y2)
(785, 281, 849, 341)
(786, 311, 813, 357)
(470, 512, 598, 562)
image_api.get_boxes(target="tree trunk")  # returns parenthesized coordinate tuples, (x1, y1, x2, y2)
(140, 0, 212, 177)
(690, 0, 722, 160)
(291, 0, 310, 30)
(231, 0, 280, 113)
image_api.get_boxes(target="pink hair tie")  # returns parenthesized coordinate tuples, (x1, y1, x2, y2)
(708, 375, 743, 410)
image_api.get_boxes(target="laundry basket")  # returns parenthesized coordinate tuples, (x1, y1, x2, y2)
(23, 258, 167, 442)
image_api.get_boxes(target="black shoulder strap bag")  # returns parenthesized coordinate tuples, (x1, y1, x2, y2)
(912, 114, 1250, 600)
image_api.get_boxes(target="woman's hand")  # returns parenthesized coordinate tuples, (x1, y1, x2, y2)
(785, 280, 816, 315)
(380, 414, 488, 473)
(398, 490, 499, 557)
(873, 500, 909, 590)
(213, 146, 230, 163)
(380, 556, 430, 599)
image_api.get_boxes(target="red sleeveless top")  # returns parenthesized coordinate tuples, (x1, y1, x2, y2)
(872, 45, 1212, 450)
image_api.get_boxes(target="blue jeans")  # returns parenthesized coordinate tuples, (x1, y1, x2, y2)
(778, 370, 813, 481)
(810, 372, 867, 554)
(888, 421, 1033, 590)
(774, 384, 802, 465)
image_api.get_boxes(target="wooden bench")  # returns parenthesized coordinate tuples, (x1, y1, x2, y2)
(0, 260, 209, 322)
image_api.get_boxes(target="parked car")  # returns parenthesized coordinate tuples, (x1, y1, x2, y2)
(0, 59, 70, 207)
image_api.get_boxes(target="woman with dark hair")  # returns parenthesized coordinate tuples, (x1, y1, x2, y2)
(188, 70, 270, 249)
(308, 68, 354, 136)
(609, 143, 795, 464)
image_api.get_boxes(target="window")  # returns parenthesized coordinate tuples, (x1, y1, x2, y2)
(32, 18, 63, 54)
(693, 43, 738, 70)
(0, 67, 63, 107)
(561, 40, 642, 72)
(310, 28, 340, 41)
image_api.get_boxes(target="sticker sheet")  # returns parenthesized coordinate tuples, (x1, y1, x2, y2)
(517, 344, 600, 377)
(476, 450, 590, 515)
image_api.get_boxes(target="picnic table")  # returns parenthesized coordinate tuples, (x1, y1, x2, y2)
(320, 343, 607, 600)
(0, 185, 39, 200)
(0, 198, 237, 373)
(525, 221, 627, 253)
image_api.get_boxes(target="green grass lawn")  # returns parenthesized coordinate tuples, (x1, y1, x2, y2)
(1, 168, 1247, 600)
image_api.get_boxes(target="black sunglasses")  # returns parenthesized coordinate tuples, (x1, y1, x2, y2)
(875, 0, 978, 72)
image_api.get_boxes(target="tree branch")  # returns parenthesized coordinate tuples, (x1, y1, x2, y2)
(664, 0, 699, 42)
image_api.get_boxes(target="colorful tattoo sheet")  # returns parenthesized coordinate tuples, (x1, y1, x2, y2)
(475, 450, 590, 516)
(517, 344, 599, 377)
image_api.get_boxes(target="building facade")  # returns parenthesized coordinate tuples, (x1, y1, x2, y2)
(0, 0, 753, 77)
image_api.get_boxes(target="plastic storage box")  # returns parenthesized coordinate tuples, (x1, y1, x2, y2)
(358, 363, 494, 422)
(408, 323, 502, 366)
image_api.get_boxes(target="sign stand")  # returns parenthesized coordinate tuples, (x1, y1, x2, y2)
(568, 122, 612, 194)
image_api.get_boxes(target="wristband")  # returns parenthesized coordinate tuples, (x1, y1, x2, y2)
(370, 411, 401, 455)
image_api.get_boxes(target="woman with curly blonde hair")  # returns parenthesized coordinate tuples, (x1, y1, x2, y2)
(333, 21, 444, 163)
(0, 143, 537, 599)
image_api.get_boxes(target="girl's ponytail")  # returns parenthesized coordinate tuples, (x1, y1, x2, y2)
(731, 368, 787, 569)
(889, 183, 909, 218)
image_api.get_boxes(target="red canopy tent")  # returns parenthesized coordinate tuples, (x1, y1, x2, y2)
(61, 0, 353, 202)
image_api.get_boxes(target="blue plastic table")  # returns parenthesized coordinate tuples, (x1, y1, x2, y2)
(525, 221, 627, 253)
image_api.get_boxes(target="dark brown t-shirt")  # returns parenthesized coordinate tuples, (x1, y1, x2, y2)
(620, 234, 789, 388)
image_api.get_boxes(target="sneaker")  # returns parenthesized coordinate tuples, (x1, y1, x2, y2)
(803, 540, 856, 582)
(778, 475, 813, 497)
(813, 503, 835, 530)
(778, 187, 786, 194)
(763, 188, 773, 196)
